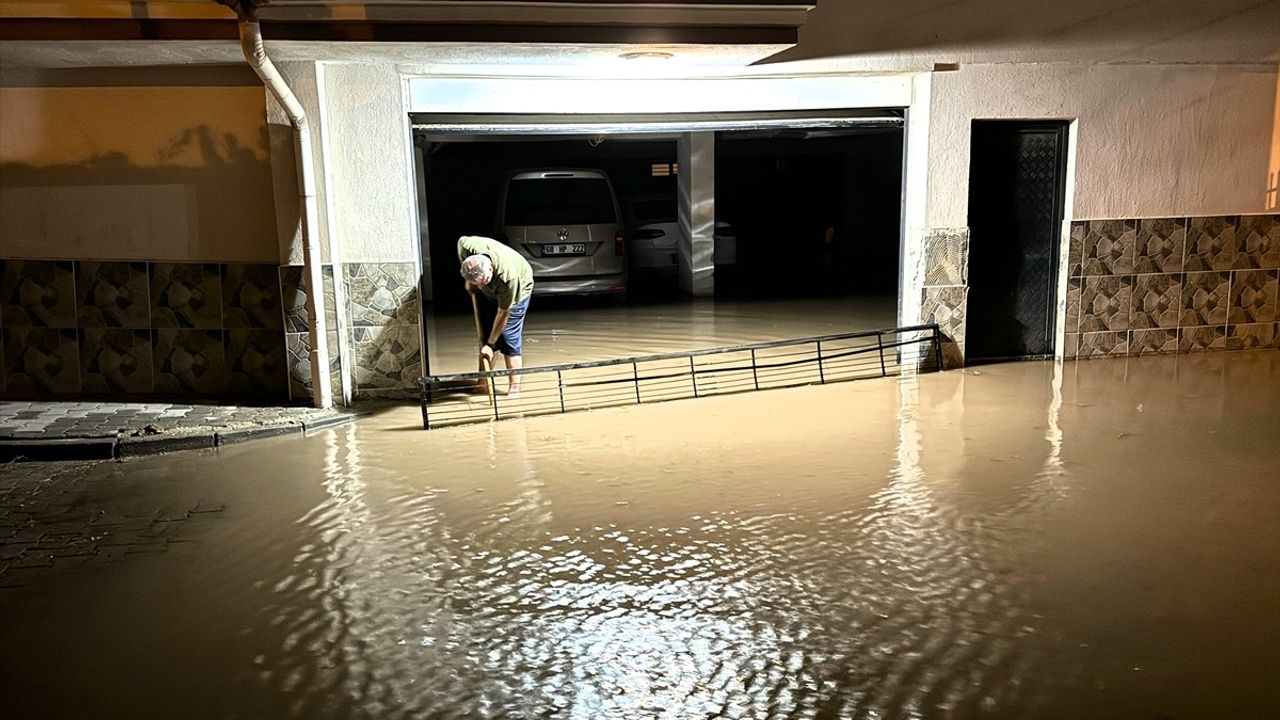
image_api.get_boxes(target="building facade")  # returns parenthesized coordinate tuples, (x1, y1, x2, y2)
(2, 1, 1277, 405)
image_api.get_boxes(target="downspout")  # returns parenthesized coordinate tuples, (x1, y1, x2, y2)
(229, 8, 332, 408)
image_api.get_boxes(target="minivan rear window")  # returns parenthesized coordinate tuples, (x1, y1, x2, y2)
(504, 178, 617, 226)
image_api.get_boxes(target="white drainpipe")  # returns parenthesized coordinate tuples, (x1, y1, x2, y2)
(237, 16, 332, 409)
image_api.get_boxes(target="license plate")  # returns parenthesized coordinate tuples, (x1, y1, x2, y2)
(541, 243, 587, 257)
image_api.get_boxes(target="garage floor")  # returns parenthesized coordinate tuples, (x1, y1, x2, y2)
(425, 293, 897, 374)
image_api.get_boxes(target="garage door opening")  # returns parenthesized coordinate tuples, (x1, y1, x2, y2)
(412, 114, 904, 376)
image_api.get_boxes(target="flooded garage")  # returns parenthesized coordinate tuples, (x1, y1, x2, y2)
(3, 351, 1278, 719)
(415, 123, 903, 376)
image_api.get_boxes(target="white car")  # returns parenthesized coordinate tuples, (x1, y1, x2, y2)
(623, 194, 737, 274)
(497, 169, 628, 296)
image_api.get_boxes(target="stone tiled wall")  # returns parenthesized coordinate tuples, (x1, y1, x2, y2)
(280, 261, 421, 402)
(919, 228, 970, 369)
(0, 259, 287, 398)
(1065, 214, 1280, 358)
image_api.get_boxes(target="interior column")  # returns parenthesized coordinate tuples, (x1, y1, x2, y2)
(677, 132, 715, 297)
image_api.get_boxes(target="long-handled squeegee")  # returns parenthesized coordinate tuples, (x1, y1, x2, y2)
(471, 292, 497, 407)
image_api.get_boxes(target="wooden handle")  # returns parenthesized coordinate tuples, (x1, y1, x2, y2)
(472, 292, 496, 407)
(470, 292, 484, 348)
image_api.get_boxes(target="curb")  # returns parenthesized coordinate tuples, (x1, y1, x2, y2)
(213, 424, 301, 447)
(0, 413, 358, 462)
(117, 432, 216, 458)
(0, 437, 117, 462)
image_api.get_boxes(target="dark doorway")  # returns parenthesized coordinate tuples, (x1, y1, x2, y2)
(965, 121, 1068, 360)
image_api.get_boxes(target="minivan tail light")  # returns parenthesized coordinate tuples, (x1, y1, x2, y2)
(615, 230, 627, 256)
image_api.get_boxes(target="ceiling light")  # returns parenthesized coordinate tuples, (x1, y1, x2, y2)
(618, 51, 674, 61)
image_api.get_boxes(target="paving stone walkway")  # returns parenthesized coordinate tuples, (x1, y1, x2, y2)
(0, 460, 227, 588)
(0, 400, 356, 460)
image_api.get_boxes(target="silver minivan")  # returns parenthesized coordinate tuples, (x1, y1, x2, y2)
(497, 169, 627, 296)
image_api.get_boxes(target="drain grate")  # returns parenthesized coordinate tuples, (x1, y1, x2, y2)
(420, 324, 942, 429)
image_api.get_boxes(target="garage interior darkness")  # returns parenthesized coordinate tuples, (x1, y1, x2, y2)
(414, 121, 904, 375)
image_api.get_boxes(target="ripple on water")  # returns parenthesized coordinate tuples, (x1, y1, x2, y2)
(246, 427, 1074, 719)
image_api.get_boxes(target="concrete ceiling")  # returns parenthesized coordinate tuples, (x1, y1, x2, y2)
(1, 0, 1276, 75)
(772, 0, 1280, 67)
(0, 0, 816, 74)
(0, 39, 794, 74)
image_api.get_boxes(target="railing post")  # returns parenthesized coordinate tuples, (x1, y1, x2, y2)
(816, 340, 826, 383)
(689, 355, 699, 398)
(750, 348, 760, 391)
(933, 327, 943, 371)
(556, 369, 566, 413)
(420, 379, 431, 430)
(632, 361, 641, 404)
(491, 371, 500, 421)
(877, 333, 887, 377)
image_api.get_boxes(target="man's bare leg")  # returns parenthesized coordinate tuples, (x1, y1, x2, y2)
(504, 355, 523, 397)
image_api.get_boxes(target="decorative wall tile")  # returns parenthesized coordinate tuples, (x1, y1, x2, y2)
(223, 263, 283, 329)
(1184, 216, 1237, 271)
(280, 265, 338, 334)
(1079, 275, 1132, 332)
(1081, 220, 1136, 276)
(1227, 269, 1277, 324)
(1180, 271, 1231, 326)
(922, 228, 969, 287)
(1227, 323, 1278, 350)
(1130, 273, 1182, 329)
(1063, 332, 1079, 359)
(1067, 222, 1086, 278)
(2, 327, 79, 394)
(1130, 328, 1178, 355)
(286, 330, 340, 402)
(1065, 277, 1082, 334)
(150, 263, 222, 329)
(225, 328, 287, 397)
(1234, 215, 1279, 269)
(352, 324, 421, 392)
(76, 261, 150, 328)
(1078, 331, 1128, 358)
(153, 328, 226, 395)
(1178, 325, 1228, 352)
(80, 328, 152, 395)
(920, 286, 967, 343)
(346, 262, 419, 327)
(1134, 218, 1185, 273)
(938, 340, 964, 371)
(0, 259, 76, 328)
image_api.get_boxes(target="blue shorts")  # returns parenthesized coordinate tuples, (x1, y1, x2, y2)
(493, 298, 529, 357)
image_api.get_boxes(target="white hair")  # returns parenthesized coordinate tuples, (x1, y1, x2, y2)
(461, 255, 493, 285)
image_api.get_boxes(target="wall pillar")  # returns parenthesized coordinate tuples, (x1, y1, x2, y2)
(677, 132, 716, 297)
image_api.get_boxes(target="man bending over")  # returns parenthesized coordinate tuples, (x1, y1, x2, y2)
(458, 235, 535, 396)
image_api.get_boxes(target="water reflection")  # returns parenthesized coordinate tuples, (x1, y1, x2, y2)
(428, 295, 897, 374)
(4, 353, 1278, 719)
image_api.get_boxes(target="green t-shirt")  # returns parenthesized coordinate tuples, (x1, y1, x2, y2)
(456, 235, 534, 308)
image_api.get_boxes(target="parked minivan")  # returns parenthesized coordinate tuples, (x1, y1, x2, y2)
(496, 169, 627, 296)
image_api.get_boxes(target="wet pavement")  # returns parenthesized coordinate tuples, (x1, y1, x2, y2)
(0, 400, 355, 460)
(2, 350, 1279, 719)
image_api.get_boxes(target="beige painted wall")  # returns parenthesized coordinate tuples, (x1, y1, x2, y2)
(322, 63, 417, 264)
(924, 63, 1277, 224)
(0, 83, 279, 262)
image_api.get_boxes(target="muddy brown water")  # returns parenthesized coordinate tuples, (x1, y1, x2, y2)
(2, 351, 1279, 719)
(425, 295, 898, 374)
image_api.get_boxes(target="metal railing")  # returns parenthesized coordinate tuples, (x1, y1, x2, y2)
(419, 324, 943, 429)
